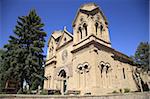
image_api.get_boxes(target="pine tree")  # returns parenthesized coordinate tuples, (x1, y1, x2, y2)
(0, 49, 6, 92)
(133, 42, 149, 72)
(1, 9, 46, 93)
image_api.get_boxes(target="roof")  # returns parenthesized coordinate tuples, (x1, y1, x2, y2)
(47, 26, 73, 47)
(80, 3, 98, 11)
(47, 30, 63, 46)
(52, 30, 63, 39)
(72, 3, 108, 27)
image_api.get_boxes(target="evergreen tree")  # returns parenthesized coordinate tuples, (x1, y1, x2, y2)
(133, 42, 149, 72)
(0, 49, 6, 92)
(1, 9, 46, 93)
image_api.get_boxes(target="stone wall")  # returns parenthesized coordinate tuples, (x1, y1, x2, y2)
(0, 92, 150, 99)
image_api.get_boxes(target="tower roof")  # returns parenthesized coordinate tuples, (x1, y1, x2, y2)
(80, 3, 98, 11)
(72, 3, 108, 27)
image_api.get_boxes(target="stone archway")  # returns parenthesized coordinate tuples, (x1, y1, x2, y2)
(58, 69, 67, 95)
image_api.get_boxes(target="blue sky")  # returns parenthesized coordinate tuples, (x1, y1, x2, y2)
(0, 0, 149, 56)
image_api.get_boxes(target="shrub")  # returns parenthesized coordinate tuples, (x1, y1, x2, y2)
(40, 90, 48, 95)
(112, 90, 118, 93)
(124, 88, 130, 93)
(53, 91, 61, 95)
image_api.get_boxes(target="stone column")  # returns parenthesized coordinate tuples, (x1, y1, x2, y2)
(48, 76, 49, 88)
(78, 73, 80, 88)
(103, 66, 107, 88)
(84, 72, 86, 88)
(61, 80, 64, 95)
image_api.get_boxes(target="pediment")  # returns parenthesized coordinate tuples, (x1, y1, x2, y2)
(56, 30, 73, 49)
(52, 31, 63, 39)
(48, 30, 63, 46)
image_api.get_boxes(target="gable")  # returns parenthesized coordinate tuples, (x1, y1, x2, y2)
(52, 31, 63, 39)
(56, 30, 73, 49)
(48, 31, 63, 46)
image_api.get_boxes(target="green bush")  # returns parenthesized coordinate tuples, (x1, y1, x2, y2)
(124, 88, 130, 93)
(40, 90, 48, 95)
(53, 91, 61, 95)
(112, 90, 118, 93)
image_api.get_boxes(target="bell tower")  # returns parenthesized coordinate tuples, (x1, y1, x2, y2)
(72, 3, 111, 47)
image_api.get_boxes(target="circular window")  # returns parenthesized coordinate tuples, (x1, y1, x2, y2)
(62, 50, 68, 61)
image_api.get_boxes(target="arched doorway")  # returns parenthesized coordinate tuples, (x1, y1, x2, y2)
(58, 69, 67, 95)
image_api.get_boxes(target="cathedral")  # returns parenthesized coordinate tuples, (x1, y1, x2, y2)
(44, 3, 139, 95)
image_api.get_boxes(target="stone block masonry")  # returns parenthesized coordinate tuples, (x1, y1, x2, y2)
(0, 92, 149, 99)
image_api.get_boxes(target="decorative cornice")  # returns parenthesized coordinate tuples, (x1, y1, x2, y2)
(71, 40, 95, 53)
(71, 38, 134, 65)
(73, 34, 111, 47)
(45, 60, 57, 67)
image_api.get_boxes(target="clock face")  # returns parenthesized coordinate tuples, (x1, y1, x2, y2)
(62, 50, 68, 61)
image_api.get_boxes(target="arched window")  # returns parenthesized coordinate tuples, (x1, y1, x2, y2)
(77, 64, 83, 74)
(49, 48, 52, 57)
(49, 48, 52, 52)
(64, 37, 66, 43)
(77, 63, 90, 74)
(83, 62, 90, 73)
(100, 61, 105, 70)
(99, 61, 105, 77)
(84, 65, 88, 69)
(95, 22, 98, 35)
(79, 27, 82, 39)
(51, 46, 54, 56)
(100, 24, 103, 33)
(83, 23, 87, 36)
(105, 63, 110, 74)
(123, 68, 126, 79)
(58, 69, 67, 78)
(58, 69, 67, 94)
(78, 66, 82, 71)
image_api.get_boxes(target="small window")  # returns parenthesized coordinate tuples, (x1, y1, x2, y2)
(101, 64, 105, 77)
(79, 66, 82, 70)
(64, 38, 66, 42)
(123, 68, 126, 79)
(84, 65, 88, 69)
(83, 23, 87, 36)
(80, 17, 83, 22)
(95, 22, 98, 35)
(51, 42, 53, 47)
(100, 24, 103, 33)
(58, 69, 66, 78)
(79, 27, 82, 39)
(49, 48, 51, 52)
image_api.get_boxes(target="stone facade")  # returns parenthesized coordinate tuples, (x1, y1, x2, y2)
(44, 3, 138, 95)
